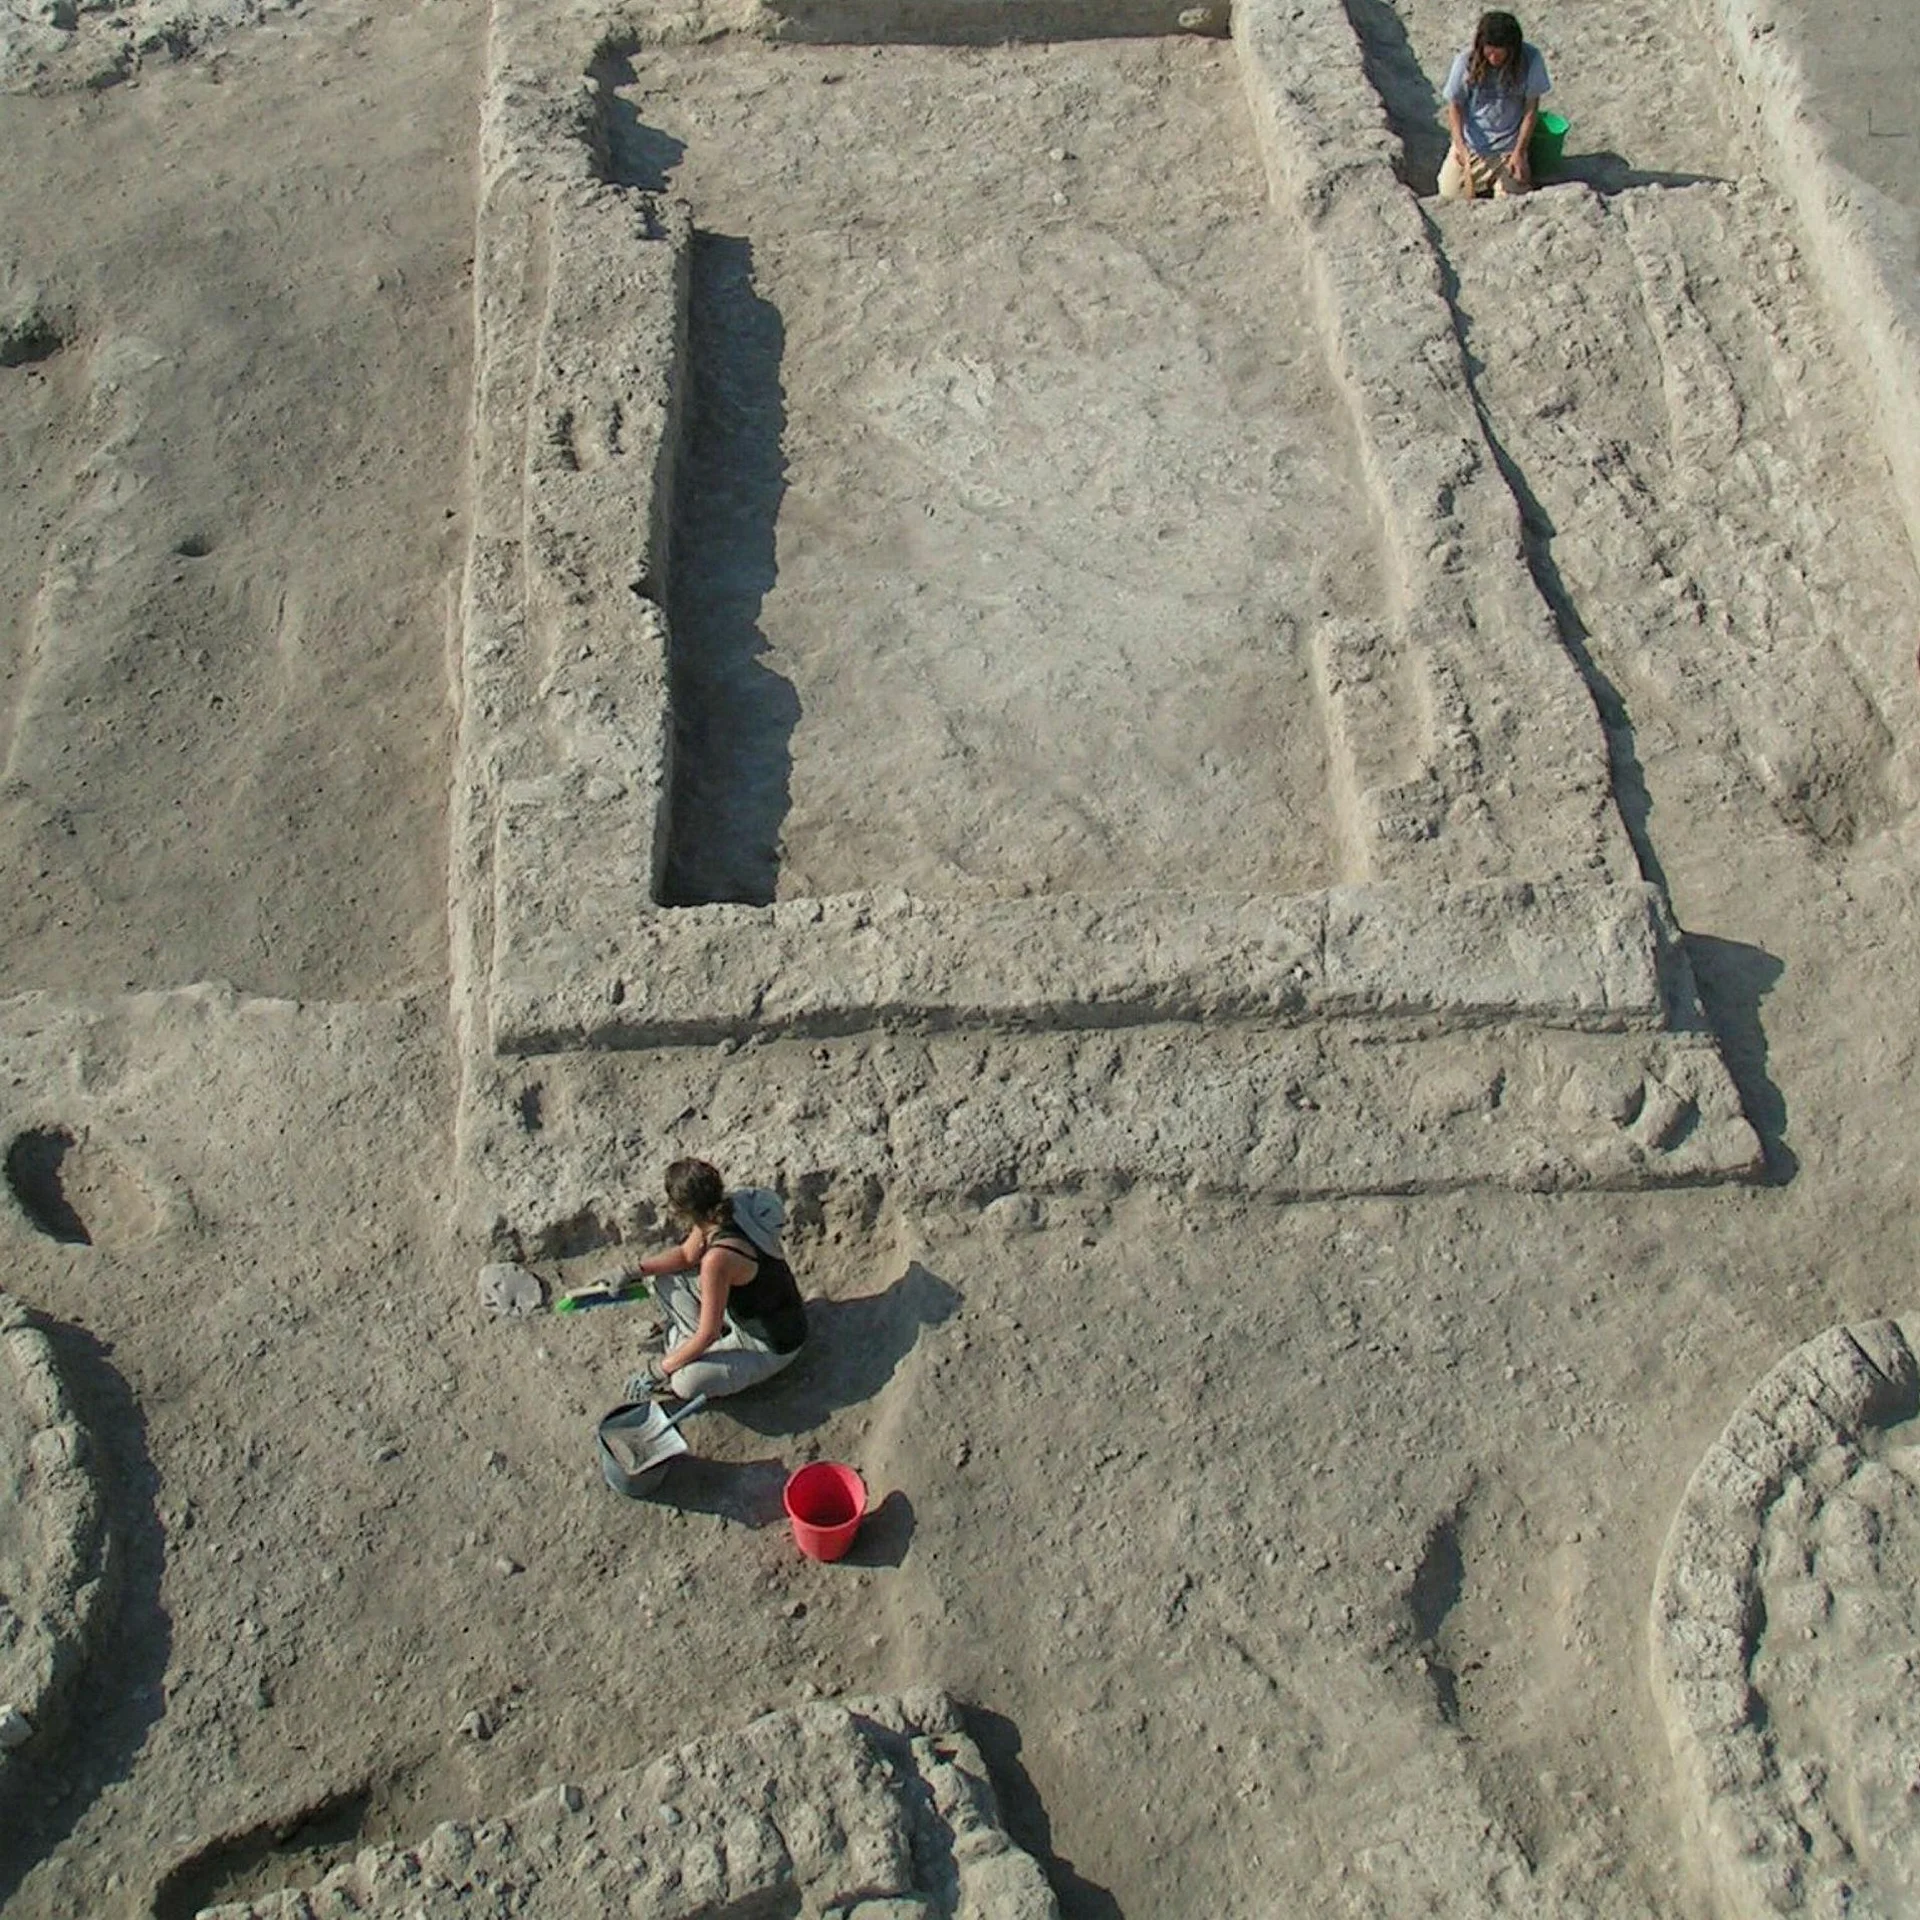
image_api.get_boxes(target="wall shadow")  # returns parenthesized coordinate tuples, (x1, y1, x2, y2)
(591, 54, 688, 190)
(0, 1318, 169, 1901)
(723, 1262, 963, 1441)
(962, 1705, 1124, 1920)
(1428, 231, 1669, 897)
(590, 50, 799, 906)
(662, 229, 798, 908)
(1343, 0, 1448, 190)
(1683, 934, 1794, 1181)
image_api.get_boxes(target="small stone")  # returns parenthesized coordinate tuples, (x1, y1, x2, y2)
(459, 1709, 492, 1741)
(981, 1193, 1040, 1233)
(255, 1677, 275, 1709)
(483, 1449, 507, 1473)
(1051, 189, 1068, 207)
(785, 1600, 807, 1621)
(560, 1782, 585, 1814)
(373, 1443, 402, 1464)
(952, 1441, 971, 1468)
(659, 1804, 682, 1827)
(1049, 145, 1067, 162)
(0, 1706, 33, 1750)
(494, 1556, 523, 1577)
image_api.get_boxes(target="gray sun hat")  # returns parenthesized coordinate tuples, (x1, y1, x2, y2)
(727, 1187, 786, 1259)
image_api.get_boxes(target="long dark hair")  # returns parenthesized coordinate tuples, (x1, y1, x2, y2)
(1467, 10, 1524, 88)
(664, 1156, 727, 1227)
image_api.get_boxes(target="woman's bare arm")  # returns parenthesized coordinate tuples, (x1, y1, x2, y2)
(1510, 94, 1543, 178)
(661, 1245, 750, 1375)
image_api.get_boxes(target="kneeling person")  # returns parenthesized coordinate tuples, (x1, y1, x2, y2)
(1440, 10, 1551, 200)
(629, 1158, 807, 1399)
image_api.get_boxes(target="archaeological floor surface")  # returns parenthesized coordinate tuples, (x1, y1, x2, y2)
(2, 0, 1920, 1915)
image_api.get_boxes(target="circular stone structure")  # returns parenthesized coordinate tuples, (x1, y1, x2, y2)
(1650, 1316, 1920, 1918)
(0, 1288, 112, 1805)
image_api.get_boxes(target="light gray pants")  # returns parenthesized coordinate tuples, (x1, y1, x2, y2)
(654, 1271, 800, 1400)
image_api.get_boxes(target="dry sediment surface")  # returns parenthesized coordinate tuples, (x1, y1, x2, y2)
(0, 3, 470, 1002)
(1, 1, 1919, 1919)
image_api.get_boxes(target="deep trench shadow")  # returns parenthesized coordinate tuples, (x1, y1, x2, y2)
(1342, 0, 1448, 189)
(1682, 935, 1794, 1181)
(717, 1262, 963, 1441)
(588, 54, 798, 905)
(661, 229, 799, 908)
(0, 1318, 169, 1902)
(963, 1706, 1124, 1920)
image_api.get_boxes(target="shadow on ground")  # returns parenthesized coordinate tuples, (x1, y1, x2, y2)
(1684, 934, 1794, 1181)
(965, 1704, 1125, 1920)
(641, 1265, 959, 1529)
(0, 1317, 169, 1904)
(1549, 150, 1727, 193)
(648, 1454, 795, 1527)
(726, 1262, 963, 1440)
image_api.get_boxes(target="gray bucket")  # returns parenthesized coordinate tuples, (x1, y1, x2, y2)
(596, 1396, 703, 1498)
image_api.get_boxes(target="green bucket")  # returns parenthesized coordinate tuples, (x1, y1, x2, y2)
(1530, 109, 1570, 172)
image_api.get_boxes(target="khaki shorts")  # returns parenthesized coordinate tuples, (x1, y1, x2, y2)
(1438, 146, 1530, 200)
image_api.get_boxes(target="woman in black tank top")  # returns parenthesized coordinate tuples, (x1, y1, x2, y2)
(627, 1158, 807, 1400)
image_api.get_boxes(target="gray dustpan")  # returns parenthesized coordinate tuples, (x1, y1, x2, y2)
(597, 1393, 709, 1498)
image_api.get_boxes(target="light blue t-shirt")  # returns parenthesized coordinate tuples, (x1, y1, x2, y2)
(1443, 44, 1551, 154)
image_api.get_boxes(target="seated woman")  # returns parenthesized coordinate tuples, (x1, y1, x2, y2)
(1440, 10, 1552, 200)
(627, 1157, 807, 1400)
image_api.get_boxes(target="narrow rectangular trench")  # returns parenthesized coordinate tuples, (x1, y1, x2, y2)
(605, 35, 1383, 908)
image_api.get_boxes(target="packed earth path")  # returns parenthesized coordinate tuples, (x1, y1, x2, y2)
(1, 0, 1919, 1917)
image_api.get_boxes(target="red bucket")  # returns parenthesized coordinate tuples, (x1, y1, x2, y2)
(783, 1461, 867, 1562)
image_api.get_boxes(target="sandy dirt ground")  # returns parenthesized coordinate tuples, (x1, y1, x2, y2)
(639, 38, 1367, 908)
(2, 1, 1919, 1917)
(0, 0, 471, 1001)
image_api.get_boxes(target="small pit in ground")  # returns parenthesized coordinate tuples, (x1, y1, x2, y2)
(603, 36, 1382, 909)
